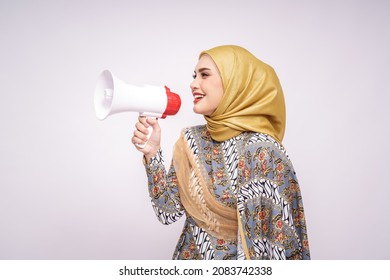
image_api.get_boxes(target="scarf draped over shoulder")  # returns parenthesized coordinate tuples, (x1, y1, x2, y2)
(173, 131, 238, 241)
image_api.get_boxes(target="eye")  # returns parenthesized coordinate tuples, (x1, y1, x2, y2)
(192, 73, 196, 79)
(200, 72, 209, 78)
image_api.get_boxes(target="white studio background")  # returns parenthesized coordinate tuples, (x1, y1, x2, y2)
(0, 0, 389, 260)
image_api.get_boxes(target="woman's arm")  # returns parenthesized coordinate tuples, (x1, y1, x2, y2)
(145, 150, 184, 225)
(132, 116, 184, 224)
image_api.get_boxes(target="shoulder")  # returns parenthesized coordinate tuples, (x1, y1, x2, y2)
(238, 133, 298, 185)
(178, 125, 213, 155)
(181, 124, 206, 135)
(181, 125, 210, 141)
(243, 132, 290, 160)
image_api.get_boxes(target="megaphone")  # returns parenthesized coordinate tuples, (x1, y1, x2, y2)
(94, 69, 181, 120)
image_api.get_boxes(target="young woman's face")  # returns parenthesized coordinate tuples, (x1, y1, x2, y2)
(190, 54, 224, 116)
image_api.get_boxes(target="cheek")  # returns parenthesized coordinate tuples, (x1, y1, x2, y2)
(207, 79, 223, 95)
(213, 78, 224, 98)
(214, 94, 223, 109)
(213, 85, 224, 105)
(208, 92, 223, 112)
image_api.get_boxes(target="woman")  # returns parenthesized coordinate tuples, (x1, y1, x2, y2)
(132, 45, 310, 260)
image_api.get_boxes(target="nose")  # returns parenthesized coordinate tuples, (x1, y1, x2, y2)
(190, 78, 199, 91)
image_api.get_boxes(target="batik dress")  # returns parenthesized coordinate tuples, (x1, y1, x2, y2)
(144, 125, 310, 260)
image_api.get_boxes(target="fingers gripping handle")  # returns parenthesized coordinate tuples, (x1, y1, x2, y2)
(135, 116, 153, 149)
(136, 126, 152, 149)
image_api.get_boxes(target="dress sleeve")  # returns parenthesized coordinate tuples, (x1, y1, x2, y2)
(236, 141, 310, 260)
(144, 149, 185, 225)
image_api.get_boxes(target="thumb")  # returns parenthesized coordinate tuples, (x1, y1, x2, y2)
(146, 118, 160, 132)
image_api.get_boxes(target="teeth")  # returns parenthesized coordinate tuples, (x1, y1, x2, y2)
(194, 94, 205, 99)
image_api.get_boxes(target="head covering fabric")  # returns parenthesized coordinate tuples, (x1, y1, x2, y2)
(200, 45, 286, 143)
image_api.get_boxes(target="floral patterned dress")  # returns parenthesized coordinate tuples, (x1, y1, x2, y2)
(144, 125, 310, 260)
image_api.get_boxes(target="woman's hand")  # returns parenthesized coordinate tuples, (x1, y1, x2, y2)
(132, 116, 161, 163)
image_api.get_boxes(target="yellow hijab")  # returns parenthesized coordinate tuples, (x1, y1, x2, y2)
(200, 45, 286, 143)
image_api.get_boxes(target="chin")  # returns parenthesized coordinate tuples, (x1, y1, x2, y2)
(193, 104, 213, 116)
(193, 106, 202, 115)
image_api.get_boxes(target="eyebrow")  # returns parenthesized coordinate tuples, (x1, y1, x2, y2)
(197, 67, 211, 72)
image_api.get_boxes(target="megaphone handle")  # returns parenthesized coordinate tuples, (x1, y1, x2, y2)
(135, 116, 153, 149)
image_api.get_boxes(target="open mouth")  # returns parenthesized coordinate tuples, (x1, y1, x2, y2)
(193, 93, 205, 102)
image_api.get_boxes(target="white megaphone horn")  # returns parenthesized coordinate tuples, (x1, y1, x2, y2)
(94, 69, 181, 120)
